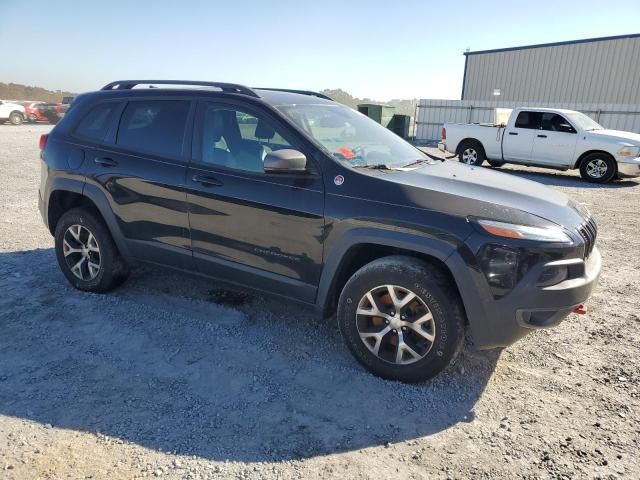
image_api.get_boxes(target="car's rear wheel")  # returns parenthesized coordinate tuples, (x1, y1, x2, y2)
(457, 141, 485, 166)
(54, 208, 129, 293)
(579, 153, 616, 183)
(337, 256, 465, 382)
(9, 112, 24, 125)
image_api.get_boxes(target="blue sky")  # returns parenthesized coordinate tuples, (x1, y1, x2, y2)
(1, 0, 639, 100)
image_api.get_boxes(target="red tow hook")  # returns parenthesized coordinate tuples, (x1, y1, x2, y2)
(574, 304, 587, 315)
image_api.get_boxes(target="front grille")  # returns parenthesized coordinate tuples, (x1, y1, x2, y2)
(577, 216, 597, 258)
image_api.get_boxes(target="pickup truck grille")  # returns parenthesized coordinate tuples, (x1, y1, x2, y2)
(577, 216, 597, 258)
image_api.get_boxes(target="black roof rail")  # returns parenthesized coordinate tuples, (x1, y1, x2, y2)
(101, 80, 260, 98)
(256, 88, 332, 100)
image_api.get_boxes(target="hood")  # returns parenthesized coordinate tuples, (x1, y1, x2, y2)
(384, 160, 586, 228)
(587, 129, 640, 145)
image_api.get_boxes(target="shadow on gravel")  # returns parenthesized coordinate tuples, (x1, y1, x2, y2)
(485, 167, 639, 189)
(0, 248, 499, 462)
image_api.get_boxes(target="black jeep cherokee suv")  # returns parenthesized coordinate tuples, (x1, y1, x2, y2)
(38, 80, 601, 382)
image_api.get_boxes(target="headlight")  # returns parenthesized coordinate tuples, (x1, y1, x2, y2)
(478, 219, 572, 243)
(478, 245, 520, 293)
(617, 146, 640, 158)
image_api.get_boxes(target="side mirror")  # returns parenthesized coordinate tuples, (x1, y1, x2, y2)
(264, 149, 308, 173)
(558, 123, 576, 133)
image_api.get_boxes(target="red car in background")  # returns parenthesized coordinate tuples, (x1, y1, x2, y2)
(21, 102, 49, 123)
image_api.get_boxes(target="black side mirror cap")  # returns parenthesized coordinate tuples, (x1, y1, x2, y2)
(264, 149, 308, 173)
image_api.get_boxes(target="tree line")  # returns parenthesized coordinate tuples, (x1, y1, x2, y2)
(0, 82, 76, 103)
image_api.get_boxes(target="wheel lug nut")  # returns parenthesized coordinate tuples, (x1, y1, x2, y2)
(401, 315, 406, 320)
(390, 311, 395, 316)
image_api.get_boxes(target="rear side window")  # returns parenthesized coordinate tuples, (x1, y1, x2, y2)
(514, 111, 542, 129)
(74, 103, 120, 142)
(116, 100, 190, 157)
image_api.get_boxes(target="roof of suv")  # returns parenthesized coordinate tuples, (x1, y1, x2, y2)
(89, 80, 335, 107)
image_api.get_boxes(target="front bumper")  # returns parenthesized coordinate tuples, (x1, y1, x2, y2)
(617, 157, 640, 178)
(448, 247, 602, 349)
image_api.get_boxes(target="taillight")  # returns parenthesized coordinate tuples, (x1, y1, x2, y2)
(441, 127, 446, 140)
(39, 134, 48, 150)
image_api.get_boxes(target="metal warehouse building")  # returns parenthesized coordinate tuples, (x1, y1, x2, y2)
(416, 33, 640, 141)
(461, 33, 640, 103)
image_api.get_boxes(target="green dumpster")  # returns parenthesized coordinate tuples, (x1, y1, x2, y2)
(357, 103, 395, 128)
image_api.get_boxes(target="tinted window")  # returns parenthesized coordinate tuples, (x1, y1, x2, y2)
(74, 103, 119, 142)
(198, 105, 293, 172)
(117, 100, 190, 157)
(514, 111, 541, 129)
(540, 113, 575, 133)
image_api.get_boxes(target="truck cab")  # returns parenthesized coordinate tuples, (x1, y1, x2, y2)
(440, 107, 640, 183)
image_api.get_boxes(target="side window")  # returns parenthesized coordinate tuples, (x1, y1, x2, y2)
(116, 100, 190, 158)
(198, 105, 293, 172)
(74, 103, 119, 142)
(514, 111, 541, 129)
(540, 113, 576, 133)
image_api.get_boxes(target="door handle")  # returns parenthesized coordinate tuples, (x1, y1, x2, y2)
(537, 134, 548, 138)
(508, 132, 518, 136)
(94, 157, 118, 167)
(192, 175, 223, 187)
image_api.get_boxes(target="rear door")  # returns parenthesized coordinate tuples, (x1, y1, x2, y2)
(185, 99, 325, 302)
(502, 111, 540, 162)
(82, 97, 195, 268)
(531, 112, 578, 167)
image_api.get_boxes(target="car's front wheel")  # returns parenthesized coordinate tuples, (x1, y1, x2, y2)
(337, 256, 465, 382)
(579, 153, 616, 183)
(54, 208, 129, 292)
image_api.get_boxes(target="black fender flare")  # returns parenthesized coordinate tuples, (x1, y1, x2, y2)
(316, 227, 493, 347)
(81, 182, 131, 258)
(45, 177, 131, 258)
(316, 228, 458, 313)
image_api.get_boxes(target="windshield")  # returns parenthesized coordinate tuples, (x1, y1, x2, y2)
(566, 112, 603, 131)
(277, 104, 426, 168)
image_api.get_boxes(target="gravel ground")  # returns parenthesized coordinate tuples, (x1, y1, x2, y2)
(1, 124, 639, 479)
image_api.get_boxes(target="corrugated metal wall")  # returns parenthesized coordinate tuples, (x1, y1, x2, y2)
(415, 99, 640, 141)
(462, 35, 640, 103)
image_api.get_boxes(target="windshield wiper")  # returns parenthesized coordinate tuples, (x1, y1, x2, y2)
(352, 164, 391, 170)
(401, 158, 431, 167)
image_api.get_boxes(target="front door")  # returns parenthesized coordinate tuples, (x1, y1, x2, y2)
(531, 112, 578, 167)
(186, 100, 325, 302)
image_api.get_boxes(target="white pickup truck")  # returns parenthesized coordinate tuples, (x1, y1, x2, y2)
(439, 107, 640, 183)
(0, 100, 25, 125)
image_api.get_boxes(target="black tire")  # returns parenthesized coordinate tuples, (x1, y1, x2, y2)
(54, 208, 129, 293)
(9, 111, 24, 125)
(488, 160, 504, 168)
(457, 140, 485, 166)
(579, 153, 616, 183)
(337, 256, 465, 383)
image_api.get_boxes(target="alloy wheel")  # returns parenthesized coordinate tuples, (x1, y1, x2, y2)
(461, 148, 478, 164)
(586, 158, 608, 179)
(62, 224, 101, 281)
(356, 285, 436, 365)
